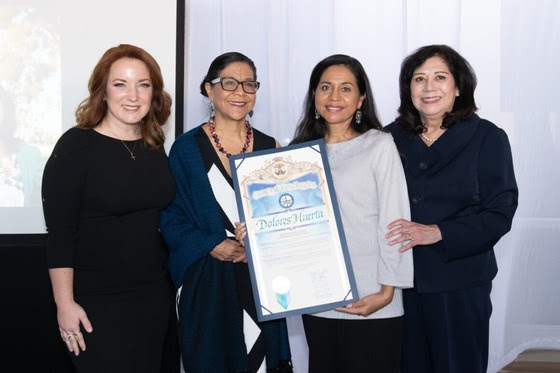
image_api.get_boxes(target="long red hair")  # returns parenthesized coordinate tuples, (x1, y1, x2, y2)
(75, 44, 172, 150)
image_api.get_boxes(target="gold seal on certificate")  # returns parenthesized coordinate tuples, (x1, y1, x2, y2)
(230, 140, 357, 321)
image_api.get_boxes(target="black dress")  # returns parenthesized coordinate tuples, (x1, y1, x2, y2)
(42, 128, 176, 373)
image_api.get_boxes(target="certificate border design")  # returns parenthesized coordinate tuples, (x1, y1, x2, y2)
(230, 139, 358, 322)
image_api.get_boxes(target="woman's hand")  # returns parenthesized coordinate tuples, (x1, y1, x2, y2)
(234, 222, 247, 246)
(385, 219, 442, 252)
(56, 300, 93, 356)
(210, 238, 246, 263)
(335, 285, 395, 317)
(49, 268, 92, 356)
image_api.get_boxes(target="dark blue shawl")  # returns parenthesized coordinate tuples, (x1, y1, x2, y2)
(160, 126, 291, 372)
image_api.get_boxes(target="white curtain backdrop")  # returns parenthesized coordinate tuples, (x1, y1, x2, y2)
(182, 1, 560, 371)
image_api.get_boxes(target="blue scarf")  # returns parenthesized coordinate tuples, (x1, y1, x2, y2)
(161, 126, 291, 372)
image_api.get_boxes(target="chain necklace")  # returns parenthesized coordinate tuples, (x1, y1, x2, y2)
(107, 126, 139, 160)
(208, 116, 252, 158)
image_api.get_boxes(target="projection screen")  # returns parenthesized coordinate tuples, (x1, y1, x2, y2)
(0, 0, 177, 233)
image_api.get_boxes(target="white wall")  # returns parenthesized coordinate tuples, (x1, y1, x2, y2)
(182, 1, 560, 372)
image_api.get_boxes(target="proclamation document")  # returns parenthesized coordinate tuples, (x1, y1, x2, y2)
(230, 140, 357, 321)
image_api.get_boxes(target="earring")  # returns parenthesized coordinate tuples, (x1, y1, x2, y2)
(210, 101, 215, 113)
(355, 108, 362, 124)
(315, 110, 321, 120)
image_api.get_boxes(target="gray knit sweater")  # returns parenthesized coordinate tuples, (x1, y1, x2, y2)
(315, 129, 414, 320)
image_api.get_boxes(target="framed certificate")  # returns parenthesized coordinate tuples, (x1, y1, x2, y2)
(230, 140, 357, 321)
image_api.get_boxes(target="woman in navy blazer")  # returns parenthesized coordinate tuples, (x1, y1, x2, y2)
(385, 45, 518, 373)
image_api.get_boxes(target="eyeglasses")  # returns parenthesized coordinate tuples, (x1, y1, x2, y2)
(210, 77, 260, 94)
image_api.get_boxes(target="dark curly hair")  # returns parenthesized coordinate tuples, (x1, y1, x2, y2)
(290, 54, 382, 145)
(395, 44, 477, 134)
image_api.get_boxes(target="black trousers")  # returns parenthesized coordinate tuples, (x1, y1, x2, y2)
(302, 315, 403, 373)
(401, 283, 492, 373)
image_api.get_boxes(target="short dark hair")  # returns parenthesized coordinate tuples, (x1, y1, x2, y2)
(291, 54, 382, 145)
(395, 44, 478, 133)
(199, 52, 257, 97)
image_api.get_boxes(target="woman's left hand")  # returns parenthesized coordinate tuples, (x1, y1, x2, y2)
(385, 219, 442, 252)
(335, 285, 394, 317)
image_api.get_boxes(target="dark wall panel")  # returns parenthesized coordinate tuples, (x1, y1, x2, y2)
(0, 234, 75, 371)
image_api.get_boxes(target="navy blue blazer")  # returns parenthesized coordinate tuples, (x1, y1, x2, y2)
(386, 114, 518, 293)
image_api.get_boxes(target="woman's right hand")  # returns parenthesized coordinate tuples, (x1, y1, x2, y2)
(234, 222, 247, 246)
(386, 219, 442, 252)
(57, 300, 93, 356)
(210, 238, 246, 263)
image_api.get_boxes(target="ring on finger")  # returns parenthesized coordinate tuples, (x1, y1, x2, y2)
(407, 233, 413, 241)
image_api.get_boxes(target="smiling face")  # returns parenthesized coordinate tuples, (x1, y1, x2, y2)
(206, 61, 256, 123)
(314, 65, 365, 129)
(104, 57, 153, 128)
(410, 56, 459, 125)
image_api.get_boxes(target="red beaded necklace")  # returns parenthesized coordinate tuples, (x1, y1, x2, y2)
(208, 116, 253, 158)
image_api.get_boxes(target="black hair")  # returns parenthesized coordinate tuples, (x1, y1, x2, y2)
(290, 54, 382, 145)
(199, 52, 257, 97)
(395, 44, 478, 134)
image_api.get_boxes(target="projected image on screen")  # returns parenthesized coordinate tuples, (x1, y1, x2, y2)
(0, 6, 61, 210)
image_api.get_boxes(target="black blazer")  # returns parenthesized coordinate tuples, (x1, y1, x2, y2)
(386, 114, 518, 293)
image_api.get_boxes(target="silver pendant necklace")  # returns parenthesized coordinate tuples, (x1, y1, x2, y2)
(108, 126, 138, 160)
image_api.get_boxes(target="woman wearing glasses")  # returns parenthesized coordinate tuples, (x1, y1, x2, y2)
(160, 52, 292, 372)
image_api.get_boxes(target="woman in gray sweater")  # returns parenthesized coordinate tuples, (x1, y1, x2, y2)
(289, 54, 414, 372)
